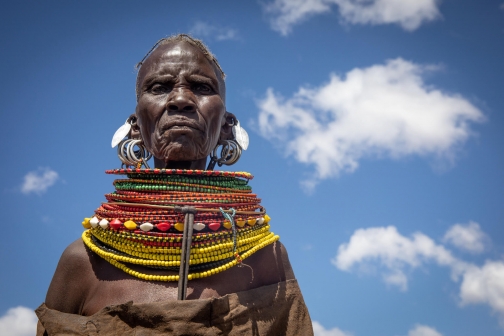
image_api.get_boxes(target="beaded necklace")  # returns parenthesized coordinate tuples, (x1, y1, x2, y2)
(82, 169, 278, 282)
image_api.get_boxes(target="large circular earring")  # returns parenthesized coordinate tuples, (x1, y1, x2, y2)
(112, 115, 151, 169)
(206, 140, 242, 170)
(117, 139, 152, 169)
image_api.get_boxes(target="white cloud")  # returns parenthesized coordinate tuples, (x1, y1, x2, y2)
(257, 58, 484, 190)
(459, 261, 504, 326)
(313, 321, 353, 336)
(263, 0, 442, 35)
(21, 167, 59, 195)
(189, 21, 239, 41)
(443, 221, 488, 253)
(408, 324, 443, 336)
(263, 0, 334, 36)
(333, 224, 504, 328)
(313, 321, 443, 336)
(334, 0, 441, 31)
(332, 226, 465, 291)
(0, 306, 38, 336)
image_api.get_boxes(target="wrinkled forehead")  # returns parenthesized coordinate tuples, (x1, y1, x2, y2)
(136, 41, 226, 100)
(141, 43, 201, 74)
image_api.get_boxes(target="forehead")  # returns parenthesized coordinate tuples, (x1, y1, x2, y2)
(138, 41, 219, 83)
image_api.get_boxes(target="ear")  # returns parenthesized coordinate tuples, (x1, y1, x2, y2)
(219, 111, 236, 142)
(127, 113, 141, 140)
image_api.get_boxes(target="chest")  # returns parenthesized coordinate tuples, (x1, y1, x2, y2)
(80, 261, 257, 316)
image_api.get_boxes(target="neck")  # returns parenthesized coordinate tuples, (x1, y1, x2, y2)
(153, 157, 208, 170)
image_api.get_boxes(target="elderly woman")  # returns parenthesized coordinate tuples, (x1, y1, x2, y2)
(37, 34, 312, 335)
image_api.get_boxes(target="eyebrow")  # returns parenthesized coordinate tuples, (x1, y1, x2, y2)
(141, 74, 175, 89)
(140, 72, 220, 94)
(187, 74, 218, 90)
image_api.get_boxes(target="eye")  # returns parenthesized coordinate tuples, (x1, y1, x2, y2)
(193, 84, 213, 94)
(149, 83, 171, 94)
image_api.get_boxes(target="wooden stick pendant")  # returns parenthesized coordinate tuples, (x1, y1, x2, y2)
(177, 206, 196, 300)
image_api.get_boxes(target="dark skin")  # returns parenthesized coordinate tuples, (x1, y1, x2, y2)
(44, 41, 295, 317)
(135, 41, 228, 169)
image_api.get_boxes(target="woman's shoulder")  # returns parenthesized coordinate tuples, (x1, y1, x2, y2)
(241, 240, 296, 286)
(185, 240, 297, 299)
(56, 239, 97, 279)
(60, 238, 90, 262)
(44, 239, 96, 314)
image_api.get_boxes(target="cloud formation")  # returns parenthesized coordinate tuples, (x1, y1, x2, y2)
(263, 0, 334, 36)
(333, 226, 465, 291)
(443, 221, 489, 253)
(189, 21, 239, 41)
(459, 261, 504, 327)
(313, 321, 353, 336)
(312, 321, 443, 336)
(21, 167, 59, 195)
(257, 58, 483, 189)
(334, 0, 441, 31)
(0, 306, 38, 336)
(408, 324, 443, 336)
(263, 0, 442, 35)
(333, 224, 504, 327)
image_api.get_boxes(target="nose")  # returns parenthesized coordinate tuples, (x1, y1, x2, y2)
(167, 88, 196, 113)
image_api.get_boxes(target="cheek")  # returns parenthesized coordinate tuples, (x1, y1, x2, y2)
(138, 100, 161, 119)
(136, 100, 164, 135)
(200, 100, 225, 140)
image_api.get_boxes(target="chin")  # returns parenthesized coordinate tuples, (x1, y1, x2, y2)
(148, 131, 216, 164)
(155, 141, 208, 163)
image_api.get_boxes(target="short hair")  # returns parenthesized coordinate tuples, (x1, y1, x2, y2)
(135, 34, 225, 99)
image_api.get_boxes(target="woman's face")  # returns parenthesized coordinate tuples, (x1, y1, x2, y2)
(135, 41, 226, 166)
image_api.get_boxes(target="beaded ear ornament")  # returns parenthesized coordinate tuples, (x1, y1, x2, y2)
(111, 116, 152, 169)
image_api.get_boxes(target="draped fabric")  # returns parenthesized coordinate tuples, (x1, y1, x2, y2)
(36, 279, 313, 336)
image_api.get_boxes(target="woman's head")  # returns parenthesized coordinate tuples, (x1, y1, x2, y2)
(135, 35, 234, 169)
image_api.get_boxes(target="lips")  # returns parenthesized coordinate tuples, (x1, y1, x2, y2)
(160, 118, 203, 134)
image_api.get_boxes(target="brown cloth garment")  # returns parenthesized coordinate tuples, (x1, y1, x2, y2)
(36, 279, 313, 336)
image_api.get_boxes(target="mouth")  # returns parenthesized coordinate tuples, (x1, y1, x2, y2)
(160, 119, 203, 134)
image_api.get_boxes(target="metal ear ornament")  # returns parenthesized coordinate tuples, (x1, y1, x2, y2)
(112, 116, 151, 169)
(111, 118, 133, 148)
(232, 120, 249, 150)
(207, 140, 242, 170)
(207, 119, 249, 170)
(117, 139, 152, 169)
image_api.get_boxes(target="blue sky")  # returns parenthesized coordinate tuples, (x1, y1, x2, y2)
(1, 1, 503, 335)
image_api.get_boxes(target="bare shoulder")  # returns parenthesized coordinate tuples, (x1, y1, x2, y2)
(247, 240, 296, 285)
(193, 240, 297, 297)
(275, 240, 296, 280)
(45, 239, 95, 314)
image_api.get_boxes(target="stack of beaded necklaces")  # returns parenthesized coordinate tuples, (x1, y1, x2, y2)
(81, 168, 279, 282)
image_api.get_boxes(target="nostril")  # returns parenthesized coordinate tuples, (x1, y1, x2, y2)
(167, 102, 195, 112)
